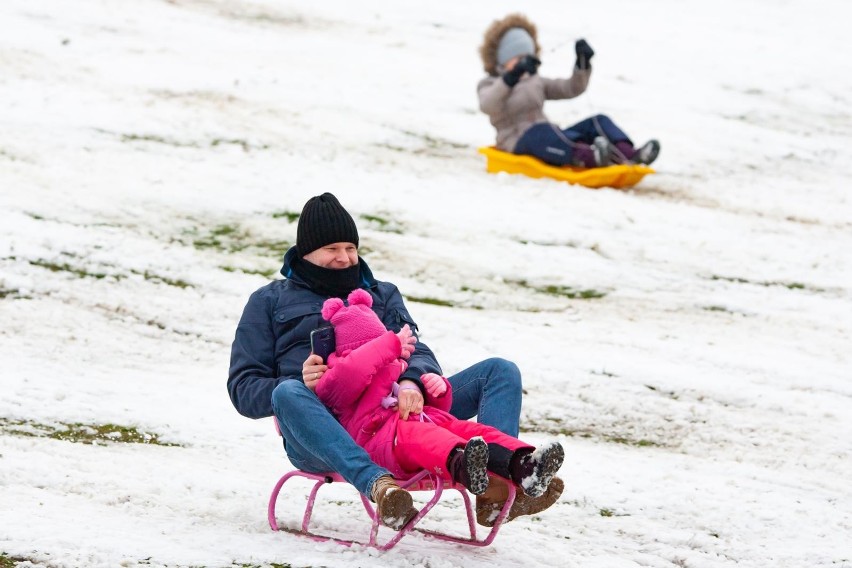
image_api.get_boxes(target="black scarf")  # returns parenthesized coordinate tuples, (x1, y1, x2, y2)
(292, 256, 362, 299)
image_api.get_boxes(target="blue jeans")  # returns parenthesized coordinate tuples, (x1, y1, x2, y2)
(271, 357, 523, 496)
(447, 357, 522, 438)
(514, 114, 632, 166)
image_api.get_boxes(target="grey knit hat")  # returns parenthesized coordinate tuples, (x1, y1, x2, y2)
(296, 193, 359, 257)
(496, 27, 535, 66)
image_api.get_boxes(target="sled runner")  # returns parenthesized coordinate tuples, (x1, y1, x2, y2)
(478, 146, 654, 189)
(268, 468, 516, 550)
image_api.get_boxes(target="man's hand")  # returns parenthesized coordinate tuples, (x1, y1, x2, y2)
(302, 353, 327, 392)
(397, 379, 424, 420)
(396, 324, 417, 359)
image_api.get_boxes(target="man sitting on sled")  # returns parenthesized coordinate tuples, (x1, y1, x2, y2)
(228, 192, 564, 530)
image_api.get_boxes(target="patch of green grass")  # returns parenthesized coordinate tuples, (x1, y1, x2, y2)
(0, 418, 180, 447)
(522, 420, 663, 448)
(359, 213, 404, 234)
(189, 223, 290, 257)
(119, 134, 268, 152)
(270, 210, 300, 223)
(225, 9, 305, 27)
(607, 436, 659, 447)
(709, 274, 823, 292)
(121, 133, 198, 147)
(599, 507, 631, 517)
(220, 265, 278, 279)
(542, 285, 606, 299)
(405, 295, 456, 307)
(645, 384, 680, 400)
(210, 138, 269, 152)
(132, 269, 193, 289)
(28, 259, 119, 280)
(191, 224, 244, 251)
(702, 305, 733, 313)
(509, 279, 606, 300)
(28, 258, 191, 289)
(591, 368, 617, 378)
(0, 149, 21, 162)
(361, 214, 389, 226)
(0, 287, 28, 300)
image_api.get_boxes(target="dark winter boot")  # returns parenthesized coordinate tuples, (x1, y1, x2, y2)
(447, 437, 490, 495)
(485, 443, 516, 480)
(509, 441, 565, 498)
(633, 139, 660, 165)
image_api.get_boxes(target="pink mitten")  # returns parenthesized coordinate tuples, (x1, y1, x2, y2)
(396, 324, 417, 359)
(421, 373, 447, 397)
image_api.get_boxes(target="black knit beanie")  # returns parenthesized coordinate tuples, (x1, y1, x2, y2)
(296, 193, 360, 257)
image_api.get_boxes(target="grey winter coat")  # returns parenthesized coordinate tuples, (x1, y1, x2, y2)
(477, 12, 591, 152)
(477, 69, 591, 152)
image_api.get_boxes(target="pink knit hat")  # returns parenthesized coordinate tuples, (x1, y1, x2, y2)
(322, 289, 388, 355)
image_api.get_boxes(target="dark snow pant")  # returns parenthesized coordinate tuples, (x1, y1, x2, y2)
(513, 114, 633, 166)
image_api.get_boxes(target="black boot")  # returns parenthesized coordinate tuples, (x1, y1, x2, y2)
(485, 443, 515, 480)
(447, 437, 489, 495)
(509, 441, 565, 498)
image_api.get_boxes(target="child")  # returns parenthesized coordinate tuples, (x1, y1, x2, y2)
(315, 288, 564, 500)
(478, 13, 660, 167)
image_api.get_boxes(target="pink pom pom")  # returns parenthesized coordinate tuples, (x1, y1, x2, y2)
(321, 297, 345, 320)
(347, 288, 373, 308)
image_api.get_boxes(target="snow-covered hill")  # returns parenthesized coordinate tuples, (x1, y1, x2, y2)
(1, 1, 850, 567)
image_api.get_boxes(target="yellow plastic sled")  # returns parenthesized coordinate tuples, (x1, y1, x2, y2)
(478, 146, 654, 189)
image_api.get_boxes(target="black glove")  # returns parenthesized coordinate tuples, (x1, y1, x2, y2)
(502, 55, 541, 87)
(575, 39, 595, 70)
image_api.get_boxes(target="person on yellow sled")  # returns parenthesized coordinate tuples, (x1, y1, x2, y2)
(478, 13, 660, 168)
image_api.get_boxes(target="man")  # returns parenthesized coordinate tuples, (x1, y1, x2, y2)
(228, 192, 562, 530)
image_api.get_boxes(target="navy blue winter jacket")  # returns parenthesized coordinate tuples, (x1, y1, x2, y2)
(227, 247, 442, 419)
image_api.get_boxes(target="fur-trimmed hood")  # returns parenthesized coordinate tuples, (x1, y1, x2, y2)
(479, 13, 540, 76)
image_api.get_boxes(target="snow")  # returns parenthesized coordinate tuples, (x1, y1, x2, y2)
(1, 0, 851, 566)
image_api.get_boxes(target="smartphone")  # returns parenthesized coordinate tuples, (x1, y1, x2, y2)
(310, 326, 336, 363)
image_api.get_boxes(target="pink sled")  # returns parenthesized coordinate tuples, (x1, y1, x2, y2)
(268, 468, 516, 551)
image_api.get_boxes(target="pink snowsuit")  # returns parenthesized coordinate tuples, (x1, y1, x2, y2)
(315, 289, 529, 481)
